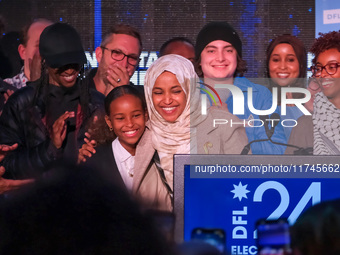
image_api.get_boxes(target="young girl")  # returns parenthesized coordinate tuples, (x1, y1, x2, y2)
(144, 54, 248, 190)
(84, 85, 172, 211)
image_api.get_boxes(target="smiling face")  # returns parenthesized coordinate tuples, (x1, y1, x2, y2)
(105, 94, 146, 155)
(269, 43, 300, 87)
(152, 71, 187, 123)
(48, 64, 81, 88)
(200, 40, 237, 81)
(315, 48, 340, 107)
(96, 33, 141, 80)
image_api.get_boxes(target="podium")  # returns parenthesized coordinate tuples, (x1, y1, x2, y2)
(174, 154, 340, 254)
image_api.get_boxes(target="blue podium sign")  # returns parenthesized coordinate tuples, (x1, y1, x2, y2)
(174, 155, 340, 255)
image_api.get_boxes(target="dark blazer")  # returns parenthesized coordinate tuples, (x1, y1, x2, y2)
(85, 143, 127, 191)
(85, 126, 172, 211)
(0, 79, 17, 112)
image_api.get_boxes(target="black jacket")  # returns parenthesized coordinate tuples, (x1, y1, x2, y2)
(0, 79, 17, 112)
(0, 80, 104, 179)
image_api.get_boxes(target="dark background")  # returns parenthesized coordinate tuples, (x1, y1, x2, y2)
(0, 0, 315, 78)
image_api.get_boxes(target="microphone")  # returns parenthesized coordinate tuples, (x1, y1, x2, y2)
(241, 114, 277, 155)
(259, 115, 270, 138)
(269, 113, 280, 130)
(240, 137, 269, 155)
(241, 114, 270, 155)
(240, 113, 312, 155)
(264, 113, 312, 155)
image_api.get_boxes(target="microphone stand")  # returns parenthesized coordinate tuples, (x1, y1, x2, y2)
(265, 114, 312, 155)
(240, 114, 313, 155)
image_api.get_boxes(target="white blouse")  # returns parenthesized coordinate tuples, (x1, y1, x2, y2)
(111, 138, 134, 191)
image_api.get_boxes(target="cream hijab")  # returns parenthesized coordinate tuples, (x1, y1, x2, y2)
(144, 54, 205, 186)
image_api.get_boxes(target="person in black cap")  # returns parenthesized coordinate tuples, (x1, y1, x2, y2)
(0, 22, 104, 180)
(195, 21, 287, 155)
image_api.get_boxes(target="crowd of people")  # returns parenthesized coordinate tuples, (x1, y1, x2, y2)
(0, 18, 340, 254)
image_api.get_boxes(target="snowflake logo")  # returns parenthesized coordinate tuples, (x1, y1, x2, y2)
(231, 182, 250, 201)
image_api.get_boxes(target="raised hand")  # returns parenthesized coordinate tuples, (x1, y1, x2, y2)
(0, 143, 18, 162)
(29, 51, 42, 82)
(0, 166, 34, 194)
(105, 64, 130, 94)
(3, 89, 15, 103)
(78, 132, 97, 163)
(51, 111, 75, 149)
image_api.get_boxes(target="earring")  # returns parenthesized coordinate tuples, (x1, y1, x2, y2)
(109, 127, 113, 131)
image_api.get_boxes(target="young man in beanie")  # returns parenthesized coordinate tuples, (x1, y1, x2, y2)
(0, 23, 104, 179)
(195, 21, 286, 154)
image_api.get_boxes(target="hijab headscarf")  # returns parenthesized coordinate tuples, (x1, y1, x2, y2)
(144, 54, 206, 186)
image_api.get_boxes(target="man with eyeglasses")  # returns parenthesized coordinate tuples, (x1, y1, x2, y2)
(90, 24, 142, 95)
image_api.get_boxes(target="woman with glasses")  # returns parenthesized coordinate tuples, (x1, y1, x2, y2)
(286, 30, 340, 155)
(266, 34, 307, 140)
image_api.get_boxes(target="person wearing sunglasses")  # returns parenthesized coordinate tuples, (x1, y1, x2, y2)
(89, 24, 142, 96)
(0, 23, 105, 178)
(286, 30, 340, 155)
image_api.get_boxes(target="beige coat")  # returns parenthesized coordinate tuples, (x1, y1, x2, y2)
(285, 115, 313, 154)
(195, 108, 249, 154)
(133, 126, 173, 212)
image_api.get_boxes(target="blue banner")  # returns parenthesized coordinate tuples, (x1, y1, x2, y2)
(316, 0, 340, 36)
(183, 164, 340, 254)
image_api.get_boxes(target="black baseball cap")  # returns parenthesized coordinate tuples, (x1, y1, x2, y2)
(39, 23, 87, 68)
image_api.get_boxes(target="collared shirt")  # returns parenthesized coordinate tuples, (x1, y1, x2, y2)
(112, 138, 134, 191)
(4, 67, 28, 89)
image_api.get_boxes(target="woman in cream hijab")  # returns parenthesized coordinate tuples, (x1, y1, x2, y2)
(144, 54, 248, 188)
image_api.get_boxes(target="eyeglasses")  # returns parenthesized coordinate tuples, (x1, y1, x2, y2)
(101, 47, 140, 66)
(310, 62, 340, 77)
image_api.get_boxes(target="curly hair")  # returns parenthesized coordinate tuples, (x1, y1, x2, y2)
(310, 30, 340, 65)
